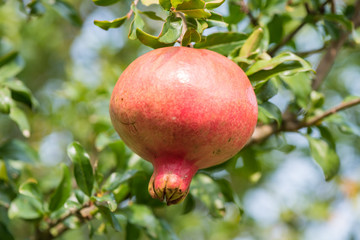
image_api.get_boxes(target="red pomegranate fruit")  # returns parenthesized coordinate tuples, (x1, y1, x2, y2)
(109, 47, 258, 205)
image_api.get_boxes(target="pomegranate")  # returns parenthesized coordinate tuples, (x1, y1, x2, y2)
(109, 47, 257, 205)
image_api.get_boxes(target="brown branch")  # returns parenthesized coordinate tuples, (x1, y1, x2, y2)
(237, 0, 259, 26)
(312, 0, 360, 90)
(304, 98, 360, 126)
(249, 98, 360, 144)
(175, 12, 193, 47)
(36, 202, 96, 240)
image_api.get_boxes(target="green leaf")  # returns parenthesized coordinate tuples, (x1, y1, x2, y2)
(0, 222, 14, 240)
(49, 164, 72, 212)
(195, 32, 247, 55)
(8, 195, 43, 220)
(255, 79, 278, 104)
(0, 87, 12, 114)
(160, 0, 171, 10)
(126, 222, 141, 240)
(50, 0, 82, 27)
(176, 0, 211, 18)
(323, 14, 353, 31)
(92, 0, 121, 6)
(9, 107, 30, 138)
(282, 72, 312, 108)
(4, 79, 38, 109)
(128, 6, 145, 40)
(19, 179, 43, 203)
(67, 142, 94, 197)
(317, 125, 336, 149)
(239, 28, 264, 58)
(206, 12, 228, 28)
(305, 135, 340, 181)
(102, 170, 141, 191)
(139, 11, 165, 21)
(246, 52, 314, 82)
(0, 140, 38, 163)
(182, 193, 195, 214)
(0, 161, 9, 181)
(75, 189, 86, 204)
(258, 102, 282, 126)
(93, 193, 117, 212)
(27, 0, 46, 16)
(97, 205, 122, 231)
(309, 90, 325, 109)
(136, 28, 173, 49)
(158, 15, 182, 43)
(182, 29, 201, 46)
(0, 52, 24, 81)
(125, 204, 162, 239)
(205, 0, 225, 10)
(94, 16, 127, 31)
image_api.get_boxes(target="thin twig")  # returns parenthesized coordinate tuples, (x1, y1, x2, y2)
(126, 0, 139, 19)
(304, 98, 360, 126)
(249, 98, 360, 144)
(175, 12, 192, 47)
(296, 45, 327, 57)
(237, 0, 259, 26)
(268, 20, 307, 56)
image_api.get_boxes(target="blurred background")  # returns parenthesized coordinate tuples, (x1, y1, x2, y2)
(0, 0, 359, 239)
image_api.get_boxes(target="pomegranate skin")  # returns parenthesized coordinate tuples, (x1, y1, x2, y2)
(110, 47, 257, 205)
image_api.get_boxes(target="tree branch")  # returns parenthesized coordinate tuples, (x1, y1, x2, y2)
(249, 98, 360, 144)
(304, 98, 360, 126)
(312, 0, 360, 90)
(296, 45, 327, 57)
(237, 0, 259, 26)
(37, 202, 97, 240)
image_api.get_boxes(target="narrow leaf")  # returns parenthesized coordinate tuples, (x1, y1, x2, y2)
(9, 107, 31, 138)
(246, 52, 313, 82)
(94, 16, 127, 30)
(0, 51, 24, 81)
(239, 28, 264, 58)
(8, 195, 43, 220)
(93, 193, 117, 212)
(306, 135, 340, 181)
(102, 170, 140, 191)
(0, 87, 12, 114)
(258, 102, 282, 126)
(98, 205, 122, 231)
(139, 11, 164, 21)
(50, 0, 82, 27)
(159, 0, 171, 10)
(19, 179, 43, 202)
(136, 28, 173, 49)
(92, 0, 121, 6)
(49, 164, 72, 212)
(0, 140, 38, 163)
(128, 8, 145, 40)
(205, 0, 225, 9)
(0, 222, 14, 240)
(158, 15, 182, 44)
(323, 14, 353, 31)
(67, 142, 94, 197)
(4, 79, 38, 109)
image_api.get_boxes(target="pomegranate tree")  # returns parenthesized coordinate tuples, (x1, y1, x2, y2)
(109, 46, 258, 205)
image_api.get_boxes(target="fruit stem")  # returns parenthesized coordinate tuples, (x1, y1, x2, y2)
(148, 156, 198, 205)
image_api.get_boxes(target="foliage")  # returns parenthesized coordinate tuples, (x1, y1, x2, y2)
(0, 0, 360, 239)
